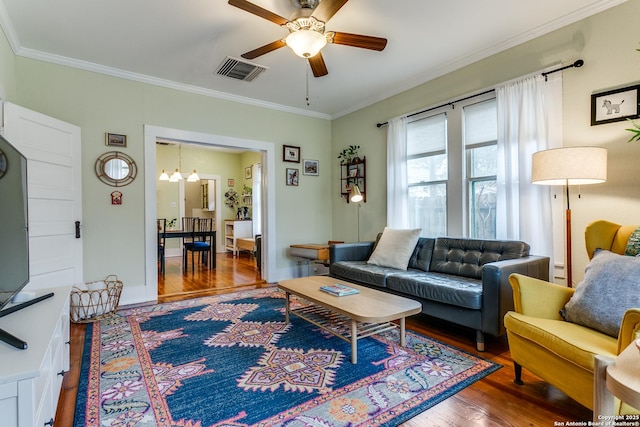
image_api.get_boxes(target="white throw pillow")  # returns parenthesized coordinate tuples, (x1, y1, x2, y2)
(367, 227, 422, 270)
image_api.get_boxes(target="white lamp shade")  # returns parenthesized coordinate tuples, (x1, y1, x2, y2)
(169, 169, 183, 182)
(159, 170, 169, 181)
(532, 147, 607, 185)
(285, 30, 327, 58)
(187, 170, 200, 182)
(350, 185, 363, 203)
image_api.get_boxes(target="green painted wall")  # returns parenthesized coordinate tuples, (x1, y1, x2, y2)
(156, 144, 254, 227)
(331, 0, 640, 284)
(11, 57, 332, 290)
(3, 1, 639, 291)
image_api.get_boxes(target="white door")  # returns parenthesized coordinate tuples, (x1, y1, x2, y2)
(2, 102, 83, 289)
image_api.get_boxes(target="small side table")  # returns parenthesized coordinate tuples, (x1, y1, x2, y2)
(594, 341, 640, 425)
(290, 244, 330, 276)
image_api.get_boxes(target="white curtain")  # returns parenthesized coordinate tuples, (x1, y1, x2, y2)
(496, 73, 561, 262)
(386, 116, 409, 228)
(252, 162, 262, 237)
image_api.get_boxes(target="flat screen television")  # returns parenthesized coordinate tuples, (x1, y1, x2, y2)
(0, 133, 52, 349)
(0, 133, 29, 310)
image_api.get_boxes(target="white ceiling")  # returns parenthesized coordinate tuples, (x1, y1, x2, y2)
(0, 0, 626, 119)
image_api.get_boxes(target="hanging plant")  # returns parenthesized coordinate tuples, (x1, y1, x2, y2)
(224, 189, 239, 208)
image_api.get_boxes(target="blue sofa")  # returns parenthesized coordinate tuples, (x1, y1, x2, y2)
(329, 236, 549, 350)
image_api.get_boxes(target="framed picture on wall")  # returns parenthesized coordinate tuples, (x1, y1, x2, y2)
(283, 145, 300, 163)
(303, 159, 319, 176)
(245, 166, 252, 179)
(591, 84, 640, 125)
(228, 179, 234, 187)
(106, 132, 127, 147)
(286, 168, 299, 186)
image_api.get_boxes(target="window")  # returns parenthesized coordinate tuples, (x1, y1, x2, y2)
(406, 94, 496, 237)
(407, 113, 447, 237)
(464, 99, 497, 239)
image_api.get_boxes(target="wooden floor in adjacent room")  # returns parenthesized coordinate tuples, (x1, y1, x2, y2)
(157, 252, 265, 302)
(55, 253, 592, 427)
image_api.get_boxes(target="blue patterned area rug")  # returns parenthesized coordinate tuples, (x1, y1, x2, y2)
(74, 288, 500, 427)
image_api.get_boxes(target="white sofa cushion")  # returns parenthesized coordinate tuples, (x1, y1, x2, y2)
(367, 227, 421, 271)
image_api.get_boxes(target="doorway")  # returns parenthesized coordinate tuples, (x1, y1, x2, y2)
(143, 125, 276, 305)
(180, 175, 223, 255)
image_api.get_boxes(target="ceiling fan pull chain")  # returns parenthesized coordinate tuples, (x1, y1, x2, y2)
(306, 64, 310, 106)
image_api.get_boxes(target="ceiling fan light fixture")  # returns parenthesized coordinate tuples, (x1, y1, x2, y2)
(285, 29, 327, 58)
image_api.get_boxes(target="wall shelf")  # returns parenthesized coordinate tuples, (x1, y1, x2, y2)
(340, 156, 366, 203)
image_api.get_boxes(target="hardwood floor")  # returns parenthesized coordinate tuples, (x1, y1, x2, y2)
(158, 252, 264, 301)
(55, 254, 592, 426)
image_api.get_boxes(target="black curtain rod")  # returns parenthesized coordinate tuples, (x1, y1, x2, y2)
(541, 59, 583, 81)
(376, 89, 494, 128)
(376, 59, 584, 128)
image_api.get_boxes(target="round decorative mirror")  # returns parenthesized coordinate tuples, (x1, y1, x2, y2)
(0, 149, 6, 179)
(95, 151, 137, 187)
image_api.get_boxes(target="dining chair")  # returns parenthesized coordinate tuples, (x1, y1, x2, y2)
(182, 217, 197, 272)
(182, 217, 213, 272)
(157, 218, 166, 276)
(255, 234, 262, 274)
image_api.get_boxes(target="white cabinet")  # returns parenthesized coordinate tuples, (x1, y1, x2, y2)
(224, 220, 253, 256)
(0, 286, 71, 427)
(202, 180, 216, 211)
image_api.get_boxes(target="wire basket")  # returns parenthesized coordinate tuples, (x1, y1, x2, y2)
(70, 275, 123, 323)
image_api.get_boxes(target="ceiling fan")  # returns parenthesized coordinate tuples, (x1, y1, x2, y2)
(228, 0, 388, 77)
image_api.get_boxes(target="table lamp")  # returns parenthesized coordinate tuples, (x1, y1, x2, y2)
(531, 146, 607, 287)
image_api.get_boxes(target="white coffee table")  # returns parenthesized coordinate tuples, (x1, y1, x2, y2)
(278, 276, 422, 363)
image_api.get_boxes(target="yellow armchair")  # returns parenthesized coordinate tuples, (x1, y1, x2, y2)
(585, 219, 638, 259)
(504, 220, 640, 410)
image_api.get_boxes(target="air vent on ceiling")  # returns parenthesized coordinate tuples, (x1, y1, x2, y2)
(216, 57, 268, 82)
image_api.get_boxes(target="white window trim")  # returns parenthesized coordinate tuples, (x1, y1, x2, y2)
(407, 91, 496, 237)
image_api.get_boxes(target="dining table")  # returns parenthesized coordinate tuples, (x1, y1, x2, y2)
(161, 229, 217, 269)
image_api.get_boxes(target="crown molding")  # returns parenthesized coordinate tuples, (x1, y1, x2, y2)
(0, 0, 627, 121)
(0, 0, 20, 53)
(0, 0, 330, 122)
(16, 47, 331, 120)
(330, 0, 629, 119)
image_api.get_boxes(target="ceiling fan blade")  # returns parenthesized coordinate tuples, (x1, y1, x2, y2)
(311, 0, 349, 23)
(228, 0, 289, 26)
(308, 53, 328, 77)
(241, 40, 286, 59)
(329, 32, 387, 51)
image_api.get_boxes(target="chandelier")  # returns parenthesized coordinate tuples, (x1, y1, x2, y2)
(158, 144, 199, 182)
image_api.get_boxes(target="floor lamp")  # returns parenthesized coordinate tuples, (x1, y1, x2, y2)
(531, 147, 607, 287)
(350, 185, 363, 242)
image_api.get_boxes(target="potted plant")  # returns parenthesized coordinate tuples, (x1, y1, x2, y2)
(626, 119, 640, 143)
(626, 43, 640, 143)
(338, 145, 361, 163)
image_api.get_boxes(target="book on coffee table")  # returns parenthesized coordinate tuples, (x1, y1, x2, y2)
(320, 284, 360, 296)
